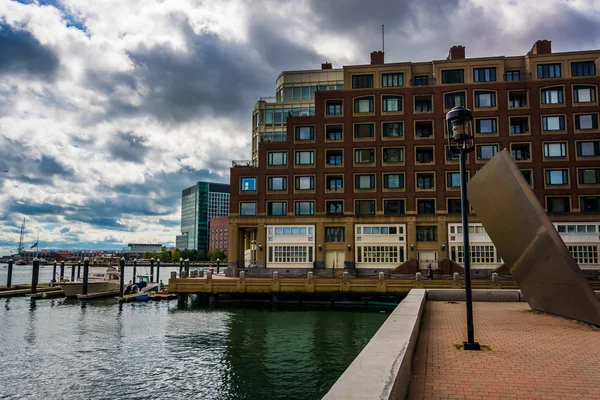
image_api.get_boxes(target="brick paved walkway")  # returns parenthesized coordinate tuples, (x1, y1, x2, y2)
(408, 302, 600, 400)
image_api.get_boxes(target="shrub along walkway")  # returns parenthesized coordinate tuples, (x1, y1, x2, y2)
(408, 301, 600, 400)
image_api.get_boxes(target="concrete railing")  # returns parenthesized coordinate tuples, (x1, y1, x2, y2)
(322, 288, 426, 400)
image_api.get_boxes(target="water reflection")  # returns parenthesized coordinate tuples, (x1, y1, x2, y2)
(0, 298, 388, 400)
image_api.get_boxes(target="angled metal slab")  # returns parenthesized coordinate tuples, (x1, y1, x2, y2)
(467, 149, 600, 326)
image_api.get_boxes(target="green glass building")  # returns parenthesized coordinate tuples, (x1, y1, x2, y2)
(177, 181, 230, 252)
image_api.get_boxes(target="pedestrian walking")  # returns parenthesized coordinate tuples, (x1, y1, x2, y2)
(427, 264, 434, 280)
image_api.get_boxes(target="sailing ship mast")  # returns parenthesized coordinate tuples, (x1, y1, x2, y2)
(17, 218, 25, 256)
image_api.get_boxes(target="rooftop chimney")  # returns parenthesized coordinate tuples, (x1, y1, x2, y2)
(321, 61, 332, 70)
(529, 40, 552, 55)
(447, 45, 465, 60)
(370, 51, 385, 65)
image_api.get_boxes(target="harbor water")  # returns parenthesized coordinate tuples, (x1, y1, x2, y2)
(0, 264, 389, 400)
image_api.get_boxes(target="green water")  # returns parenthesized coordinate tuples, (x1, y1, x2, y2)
(0, 268, 389, 400)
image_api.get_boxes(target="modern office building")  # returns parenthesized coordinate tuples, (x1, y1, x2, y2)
(178, 181, 230, 253)
(209, 216, 229, 256)
(249, 64, 344, 164)
(127, 243, 163, 256)
(228, 41, 600, 276)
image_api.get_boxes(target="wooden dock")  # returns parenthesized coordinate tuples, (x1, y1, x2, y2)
(0, 286, 63, 298)
(166, 276, 544, 296)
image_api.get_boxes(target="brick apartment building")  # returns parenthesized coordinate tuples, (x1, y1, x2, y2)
(227, 40, 600, 276)
(209, 216, 229, 257)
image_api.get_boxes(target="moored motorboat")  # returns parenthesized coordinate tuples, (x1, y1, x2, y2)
(60, 266, 120, 298)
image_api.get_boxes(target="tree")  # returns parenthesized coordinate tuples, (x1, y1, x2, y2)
(171, 248, 181, 262)
(159, 247, 173, 262)
(209, 249, 226, 262)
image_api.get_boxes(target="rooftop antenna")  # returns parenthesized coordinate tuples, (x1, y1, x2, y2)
(382, 24, 385, 53)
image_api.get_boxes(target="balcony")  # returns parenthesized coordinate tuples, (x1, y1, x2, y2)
(232, 160, 257, 168)
(260, 132, 287, 143)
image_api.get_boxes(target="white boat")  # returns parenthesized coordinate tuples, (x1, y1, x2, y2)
(60, 266, 121, 298)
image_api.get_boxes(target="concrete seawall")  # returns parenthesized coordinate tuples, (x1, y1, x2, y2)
(322, 288, 426, 400)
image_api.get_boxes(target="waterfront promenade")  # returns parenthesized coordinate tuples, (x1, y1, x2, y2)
(408, 302, 600, 400)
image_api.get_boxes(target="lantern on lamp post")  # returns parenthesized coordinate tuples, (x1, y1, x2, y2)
(446, 106, 480, 351)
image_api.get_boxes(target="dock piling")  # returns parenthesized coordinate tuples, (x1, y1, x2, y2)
(82, 257, 90, 295)
(31, 258, 40, 294)
(51, 261, 57, 286)
(150, 258, 155, 282)
(60, 261, 65, 281)
(156, 259, 160, 283)
(185, 258, 190, 275)
(179, 257, 183, 275)
(71, 261, 76, 281)
(77, 260, 81, 279)
(133, 259, 137, 283)
(7, 259, 13, 289)
(119, 257, 125, 296)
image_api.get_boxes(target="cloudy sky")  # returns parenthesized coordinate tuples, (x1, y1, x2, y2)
(0, 0, 599, 253)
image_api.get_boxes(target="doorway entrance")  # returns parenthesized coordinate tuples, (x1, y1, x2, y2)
(418, 251, 438, 269)
(325, 251, 345, 270)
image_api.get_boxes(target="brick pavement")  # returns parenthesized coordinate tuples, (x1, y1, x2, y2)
(408, 302, 600, 400)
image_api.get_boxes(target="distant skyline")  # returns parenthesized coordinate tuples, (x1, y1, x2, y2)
(1, 0, 599, 254)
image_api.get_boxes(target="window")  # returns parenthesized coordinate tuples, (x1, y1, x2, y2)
(326, 125, 343, 141)
(355, 174, 375, 190)
(413, 76, 429, 86)
(475, 91, 496, 107)
(352, 74, 373, 89)
(447, 172, 461, 188)
(505, 70, 521, 81)
(326, 150, 343, 166)
(476, 144, 498, 160)
(510, 117, 529, 134)
(575, 114, 599, 130)
(241, 177, 256, 191)
(354, 124, 374, 139)
(269, 245, 313, 264)
(444, 92, 466, 109)
(568, 245, 599, 264)
(446, 146, 460, 162)
(268, 202, 287, 216)
(295, 201, 314, 215)
(448, 199, 462, 214)
(357, 245, 404, 264)
(295, 176, 314, 190)
(547, 197, 570, 213)
(442, 69, 464, 84)
(383, 148, 404, 163)
(384, 174, 404, 189)
(571, 61, 596, 77)
(268, 151, 287, 166)
(295, 151, 314, 165)
(511, 144, 531, 161)
(417, 199, 435, 214)
(327, 201, 343, 215)
(268, 176, 287, 191)
(326, 176, 343, 192)
(382, 96, 402, 112)
(578, 169, 600, 185)
(383, 122, 402, 138)
(574, 86, 597, 103)
(509, 91, 527, 108)
(474, 67, 496, 82)
(325, 227, 345, 242)
(384, 200, 405, 215)
(544, 143, 566, 158)
(295, 126, 314, 141)
(476, 118, 497, 134)
(417, 173, 435, 190)
(354, 96, 374, 113)
(577, 141, 600, 157)
(541, 87, 564, 104)
(355, 200, 376, 215)
(414, 96, 432, 113)
(415, 121, 433, 138)
(545, 169, 569, 185)
(354, 148, 374, 164)
(382, 73, 403, 87)
(416, 147, 434, 164)
(240, 202, 256, 216)
(542, 116, 565, 131)
(326, 100, 343, 116)
(537, 63, 561, 79)
(417, 226, 438, 242)
(581, 197, 600, 212)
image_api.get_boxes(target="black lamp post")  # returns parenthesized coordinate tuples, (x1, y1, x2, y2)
(446, 106, 480, 351)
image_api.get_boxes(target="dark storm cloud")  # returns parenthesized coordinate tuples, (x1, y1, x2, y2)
(0, 22, 59, 79)
(39, 155, 71, 176)
(107, 131, 149, 163)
